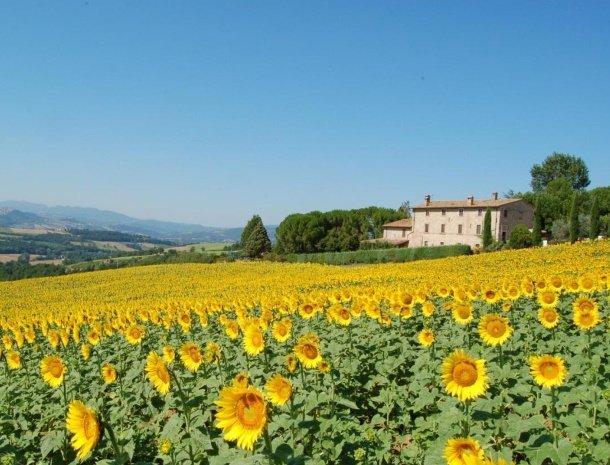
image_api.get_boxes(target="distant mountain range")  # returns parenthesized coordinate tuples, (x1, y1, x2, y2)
(0, 201, 276, 244)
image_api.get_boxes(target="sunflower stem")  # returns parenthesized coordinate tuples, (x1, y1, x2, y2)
(263, 428, 275, 464)
(171, 370, 196, 464)
(103, 418, 122, 458)
(551, 388, 558, 448)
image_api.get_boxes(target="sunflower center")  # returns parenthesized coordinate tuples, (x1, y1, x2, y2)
(542, 293, 555, 304)
(457, 444, 478, 456)
(236, 393, 265, 428)
(303, 344, 318, 360)
(131, 329, 141, 339)
(82, 413, 98, 440)
(540, 362, 559, 379)
(453, 362, 478, 387)
(579, 312, 594, 326)
(579, 301, 594, 312)
(251, 332, 263, 347)
(157, 366, 170, 384)
(189, 347, 201, 362)
(487, 321, 506, 337)
(340, 309, 350, 320)
(277, 325, 287, 336)
(485, 291, 495, 300)
(49, 361, 63, 378)
(458, 307, 471, 319)
(302, 305, 313, 314)
(544, 311, 557, 322)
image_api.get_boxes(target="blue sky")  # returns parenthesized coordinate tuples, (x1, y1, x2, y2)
(1, 1, 609, 227)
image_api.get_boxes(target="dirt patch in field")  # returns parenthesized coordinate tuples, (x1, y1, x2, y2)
(0, 254, 20, 263)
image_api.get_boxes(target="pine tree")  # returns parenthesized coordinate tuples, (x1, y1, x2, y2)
(482, 208, 493, 249)
(532, 197, 542, 246)
(590, 195, 600, 240)
(244, 221, 272, 258)
(569, 192, 579, 243)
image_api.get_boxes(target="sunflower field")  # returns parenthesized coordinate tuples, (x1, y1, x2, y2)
(0, 240, 609, 465)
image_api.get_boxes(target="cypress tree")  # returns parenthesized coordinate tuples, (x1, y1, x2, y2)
(569, 192, 579, 243)
(240, 215, 264, 248)
(532, 197, 543, 246)
(244, 221, 272, 258)
(590, 195, 600, 239)
(482, 208, 493, 249)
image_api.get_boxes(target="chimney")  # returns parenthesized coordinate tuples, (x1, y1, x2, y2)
(492, 192, 498, 200)
(424, 195, 431, 206)
(467, 196, 474, 206)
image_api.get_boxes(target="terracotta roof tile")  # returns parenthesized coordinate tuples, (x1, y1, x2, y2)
(413, 198, 525, 209)
(382, 218, 413, 228)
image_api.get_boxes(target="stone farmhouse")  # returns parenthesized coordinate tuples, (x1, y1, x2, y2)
(379, 193, 534, 249)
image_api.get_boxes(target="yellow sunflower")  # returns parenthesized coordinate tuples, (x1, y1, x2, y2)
(145, 351, 171, 395)
(418, 329, 435, 347)
(215, 385, 267, 451)
(180, 343, 204, 372)
(441, 350, 488, 402)
(40, 355, 67, 388)
(444, 437, 484, 465)
(294, 335, 322, 369)
(101, 363, 117, 384)
(572, 297, 601, 330)
(298, 303, 317, 319)
(529, 355, 567, 388)
(87, 329, 100, 346)
(481, 288, 500, 304)
(225, 320, 240, 340)
(81, 344, 91, 361)
(578, 274, 597, 292)
(126, 325, 145, 345)
(400, 306, 414, 319)
(538, 307, 559, 329)
(452, 302, 474, 325)
(318, 359, 331, 373)
(272, 320, 291, 342)
(6, 350, 21, 370)
(265, 374, 292, 406)
(335, 307, 353, 326)
(66, 400, 101, 460)
(286, 354, 298, 373)
(422, 301, 436, 318)
(478, 314, 512, 346)
(537, 290, 558, 308)
(243, 327, 265, 357)
(205, 342, 222, 364)
(232, 373, 250, 388)
(162, 345, 175, 364)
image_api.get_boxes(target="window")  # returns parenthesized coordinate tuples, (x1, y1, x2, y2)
(402, 229, 406, 238)
(440, 242, 444, 245)
(425, 209, 429, 216)
(442, 209, 446, 216)
(503, 210, 508, 218)
(459, 208, 464, 216)
(458, 224, 463, 234)
(425, 224, 429, 233)
(424, 241, 428, 246)
(478, 209, 483, 216)
(441, 224, 445, 233)
(476, 224, 481, 234)
(502, 231, 507, 241)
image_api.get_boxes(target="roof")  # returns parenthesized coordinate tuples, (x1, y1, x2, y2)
(382, 218, 413, 228)
(412, 198, 525, 209)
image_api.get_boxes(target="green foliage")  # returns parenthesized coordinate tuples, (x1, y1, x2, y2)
(482, 209, 492, 248)
(569, 193, 579, 243)
(509, 224, 533, 249)
(0, 262, 66, 281)
(532, 197, 542, 246)
(530, 152, 590, 192)
(240, 215, 264, 248)
(286, 245, 471, 265)
(590, 195, 600, 239)
(244, 222, 272, 259)
(276, 207, 405, 254)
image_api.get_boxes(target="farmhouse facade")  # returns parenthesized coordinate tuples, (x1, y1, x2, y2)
(380, 193, 534, 249)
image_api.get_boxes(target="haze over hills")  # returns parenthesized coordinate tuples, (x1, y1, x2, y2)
(0, 201, 276, 244)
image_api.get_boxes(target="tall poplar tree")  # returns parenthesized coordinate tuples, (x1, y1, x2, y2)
(532, 197, 543, 246)
(569, 193, 579, 243)
(590, 195, 600, 239)
(482, 208, 493, 248)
